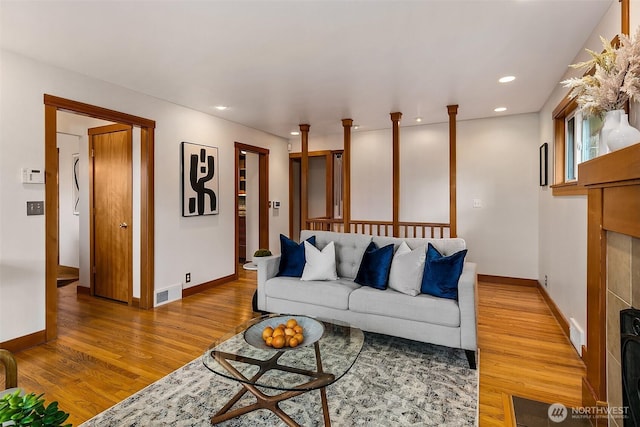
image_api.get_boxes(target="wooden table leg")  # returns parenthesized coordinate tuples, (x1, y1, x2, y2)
(314, 342, 331, 426)
(209, 348, 335, 426)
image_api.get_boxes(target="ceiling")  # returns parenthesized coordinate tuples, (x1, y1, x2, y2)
(0, 0, 614, 138)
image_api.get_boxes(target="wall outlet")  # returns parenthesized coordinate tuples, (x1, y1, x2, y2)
(185, 273, 191, 283)
(544, 275, 548, 287)
(473, 199, 482, 208)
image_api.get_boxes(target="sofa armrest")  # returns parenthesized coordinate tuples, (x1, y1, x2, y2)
(257, 255, 280, 311)
(458, 262, 477, 351)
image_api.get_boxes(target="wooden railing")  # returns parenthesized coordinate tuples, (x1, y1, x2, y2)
(305, 218, 451, 238)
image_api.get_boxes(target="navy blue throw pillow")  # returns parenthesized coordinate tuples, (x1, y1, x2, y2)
(354, 242, 395, 289)
(277, 234, 316, 277)
(420, 243, 467, 300)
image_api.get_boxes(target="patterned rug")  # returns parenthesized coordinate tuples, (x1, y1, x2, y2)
(80, 333, 477, 426)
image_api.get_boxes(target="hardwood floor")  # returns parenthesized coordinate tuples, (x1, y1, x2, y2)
(1, 273, 585, 426)
(478, 282, 586, 426)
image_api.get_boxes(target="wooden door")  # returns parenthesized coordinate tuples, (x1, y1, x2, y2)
(89, 124, 133, 303)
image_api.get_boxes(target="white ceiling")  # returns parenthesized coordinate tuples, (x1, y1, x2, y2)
(0, 0, 613, 138)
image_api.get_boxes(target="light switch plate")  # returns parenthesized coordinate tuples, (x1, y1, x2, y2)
(27, 201, 44, 215)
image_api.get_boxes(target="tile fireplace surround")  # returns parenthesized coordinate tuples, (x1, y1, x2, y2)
(606, 232, 639, 426)
(579, 142, 640, 427)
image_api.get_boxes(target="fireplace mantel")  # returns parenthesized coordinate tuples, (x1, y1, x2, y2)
(578, 142, 640, 425)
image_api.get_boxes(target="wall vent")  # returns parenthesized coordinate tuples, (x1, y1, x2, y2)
(156, 290, 169, 304)
(154, 283, 182, 307)
(569, 317, 584, 356)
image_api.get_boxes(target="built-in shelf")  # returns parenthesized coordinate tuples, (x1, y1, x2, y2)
(238, 153, 247, 262)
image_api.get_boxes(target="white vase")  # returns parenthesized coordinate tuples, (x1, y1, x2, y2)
(606, 112, 640, 152)
(599, 109, 623, 156)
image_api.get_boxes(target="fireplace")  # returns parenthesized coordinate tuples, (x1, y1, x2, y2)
(621, 308, 640, 427)
(578, 142, 640, 427)
(605, 233, 640, 426)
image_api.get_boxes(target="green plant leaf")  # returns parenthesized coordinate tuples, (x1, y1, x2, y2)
(19, 414, 35, 424)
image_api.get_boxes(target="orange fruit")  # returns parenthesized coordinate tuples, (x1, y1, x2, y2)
(272, 335, 285, 349)
(265, 336, 273, 347)
(293, 333, 304, 343)
(289, 337, 299, 348)
(277, 324, 286, 330)
(286, 319, 298, 329)
(293, 325, 303, 334)
(272, 328, 285, 337)
(284, 328, 295, 336)
(262, 327, 274, 340)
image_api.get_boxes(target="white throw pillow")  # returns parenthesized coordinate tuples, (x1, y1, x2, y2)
(388, 241, 426, 296)
(301, 241, 338, 281)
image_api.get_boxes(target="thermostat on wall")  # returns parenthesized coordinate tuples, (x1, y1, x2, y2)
(22, 168, 45, 184)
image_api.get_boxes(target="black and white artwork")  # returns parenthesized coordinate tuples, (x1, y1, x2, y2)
(181, 142, 219, 216)
(72, 153, 79, 215)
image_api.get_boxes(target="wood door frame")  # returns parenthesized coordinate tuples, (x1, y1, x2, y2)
(289, 150, 341, 236)
(44, 94, 156, 341)
(89, 124, 134, 304)
(234, 142, 269, 277)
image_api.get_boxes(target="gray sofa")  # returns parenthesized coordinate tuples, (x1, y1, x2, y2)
(257, 230, 478, 368)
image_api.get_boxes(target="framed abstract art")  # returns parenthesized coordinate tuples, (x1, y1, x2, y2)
(181, 142, 219, 216)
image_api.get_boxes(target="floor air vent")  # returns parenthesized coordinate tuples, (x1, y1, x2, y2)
(154, 283, 182, 307)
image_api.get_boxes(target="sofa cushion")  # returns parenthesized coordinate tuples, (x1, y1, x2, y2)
(349, 286, 460, 327)
(264, 277, 360, 310)
(301, 241, 338, 281)
(354, 242, 394, 289)
(300, 230, 372, 279)
(277, 234, 316, 277)
(372, 236, 466, 256)
(388, 241, 426, 296)
(420, 243, 468, 300)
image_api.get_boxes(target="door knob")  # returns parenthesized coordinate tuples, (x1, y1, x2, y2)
(120, 222, 128, 229)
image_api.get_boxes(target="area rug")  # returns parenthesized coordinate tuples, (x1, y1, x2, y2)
(80, 333, 477, 426)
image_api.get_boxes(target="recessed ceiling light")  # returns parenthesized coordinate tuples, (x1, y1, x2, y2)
(498, 76, 516, 83)
(214, 105, 228, 111)
(290, 131, 300, 136)
(415, 117, 422, 123)
(494, 107, 507, 112)
(354, 125, 360, 130)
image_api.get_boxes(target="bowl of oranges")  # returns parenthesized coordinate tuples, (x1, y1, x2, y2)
(244, 315, 324, 350)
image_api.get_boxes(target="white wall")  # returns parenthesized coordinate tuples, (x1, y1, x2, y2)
(351, 129, 394, 221)
(400, 124, 449, 224)
(0, 50, 289, 343)
(57, 133, 80, 268)
(289, 113, 540, 279)
(457, 114, 540, 279)
(537, 0, 621, 342)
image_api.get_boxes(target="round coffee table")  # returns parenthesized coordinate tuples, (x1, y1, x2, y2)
(202, 314, 364, 426)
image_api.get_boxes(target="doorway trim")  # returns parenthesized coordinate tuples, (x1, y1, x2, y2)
(44, 94, 156, 341)
(234, 142, 269, 278)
